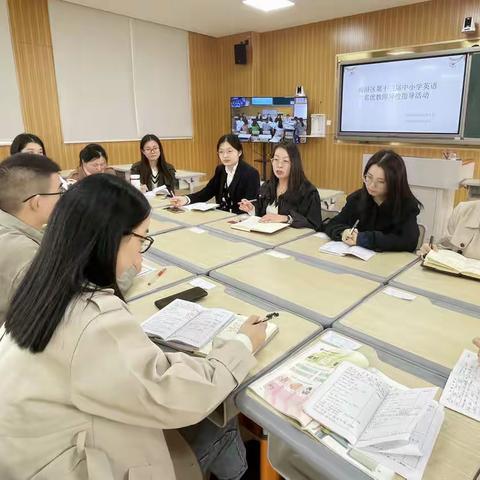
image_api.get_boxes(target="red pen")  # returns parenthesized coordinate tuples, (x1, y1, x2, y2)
(147, 267, 167, 286)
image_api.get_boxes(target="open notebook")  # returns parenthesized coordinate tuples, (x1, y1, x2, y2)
(183, 202, 219, 212)
(423, 249, 480, 280)
(142, 299, 278, 356)
(231, 215, 289, 234)
(319, 241, 376, 261)
(250, 340, 443, 480)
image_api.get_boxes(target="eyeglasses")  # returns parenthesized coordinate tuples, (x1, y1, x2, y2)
(143, 147, 160, 154)
(22, 183, 68, 203)
(363, 174, 386, 188)
(130, 231, 154, 254)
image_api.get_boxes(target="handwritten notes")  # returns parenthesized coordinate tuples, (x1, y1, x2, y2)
(440, 349, 480, 422)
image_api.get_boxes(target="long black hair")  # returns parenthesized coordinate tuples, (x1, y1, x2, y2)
(216, 134, 244, 162)
(264, 141, 310, 204)
(361, 150, 422, 220)
(10, 133, 46, 155)
(138, 134, 174, 188)
(4, 174, 150, 353)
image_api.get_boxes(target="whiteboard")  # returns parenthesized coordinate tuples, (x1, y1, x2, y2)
(0, 0, 24, 144)
(48, 0, 193, 143)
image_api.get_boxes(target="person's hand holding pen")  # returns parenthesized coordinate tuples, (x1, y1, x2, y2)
(170, 196, 188, 208)
(341, 219, 359, 246)
(238, 198, 256, 213)
(238, 315, 267, 352)
(417, 235, 438, 257)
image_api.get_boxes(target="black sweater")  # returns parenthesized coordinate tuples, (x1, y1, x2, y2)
(324, 189, 420, 252)
(255, 180, 322, 231)
(188, 160, 260, 214)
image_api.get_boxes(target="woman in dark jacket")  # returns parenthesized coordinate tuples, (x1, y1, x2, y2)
(239, 141, 322, 231)
(325, 149, 421, 252)
(171, 134, 260, 214)
(131, 134, 176, 192)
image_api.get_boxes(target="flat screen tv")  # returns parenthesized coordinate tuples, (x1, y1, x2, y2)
(231, 96, 308, 143)
(337, 53, 468, 141)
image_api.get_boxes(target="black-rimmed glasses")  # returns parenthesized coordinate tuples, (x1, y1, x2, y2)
(130, 232, 154, 254)
(22, 183, 68, 203)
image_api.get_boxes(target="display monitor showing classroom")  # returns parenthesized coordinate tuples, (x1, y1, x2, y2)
(336, 51, 473, 143)
(231, 96, 308, 144)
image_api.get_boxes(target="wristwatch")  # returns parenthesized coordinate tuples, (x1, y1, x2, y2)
(287, 215, 293, 225)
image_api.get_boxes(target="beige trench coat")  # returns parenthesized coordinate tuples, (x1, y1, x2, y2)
(0, 209, 42, 326)
(0, 290, 255, 479)
(441, 200, 480, 260)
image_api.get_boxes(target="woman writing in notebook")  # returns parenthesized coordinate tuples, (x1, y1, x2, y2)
(131, 134, 176, 193)
(324, 149, 421, 252)
(238, 141, 322, 231)
(170, 134, 260, 214)
(418, 199, 480, 260)
(0, 174, 266, 480)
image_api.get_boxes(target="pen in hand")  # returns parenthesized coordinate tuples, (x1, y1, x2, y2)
(348, 219, 359, 237)
(428, 235, 434, 248)
(253, 312, 279, 325)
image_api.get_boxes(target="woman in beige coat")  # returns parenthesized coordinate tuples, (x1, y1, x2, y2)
(0, 174, 266, 480)
(418, 199, 480, 259)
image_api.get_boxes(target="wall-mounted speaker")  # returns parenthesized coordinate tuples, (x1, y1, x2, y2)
(234, 43, 247, 65)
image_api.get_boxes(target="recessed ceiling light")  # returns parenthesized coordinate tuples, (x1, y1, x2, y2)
(242, 0, 295, 13)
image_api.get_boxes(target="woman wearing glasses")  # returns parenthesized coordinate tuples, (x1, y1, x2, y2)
(131, 134, 176, 193)
(171, 134, 260, 214)
(325, 149, 421, 252)
(238, 141, 322, 231)
(68, 143, 116, 182)
(0, 174, 266, 480)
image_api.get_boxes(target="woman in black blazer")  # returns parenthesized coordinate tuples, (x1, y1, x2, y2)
(171, 134, 260, 214)
(324, 149, 422, 252)
(239, 141, 322, 231)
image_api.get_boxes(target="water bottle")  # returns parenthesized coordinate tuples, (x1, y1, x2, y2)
(130, 174, 141, 190)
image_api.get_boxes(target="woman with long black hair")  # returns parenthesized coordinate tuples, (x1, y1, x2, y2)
(325, 149, 422, 252)
(131, 133, 176, 192)
(0, 174, 265, 479)
(239, 141, 322, 231)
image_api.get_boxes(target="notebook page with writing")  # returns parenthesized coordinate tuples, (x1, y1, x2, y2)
(142, 299, 204, 340)
(304, 362, 389, 445)
(168, 308, 234, 349)
(364, 402, 444, 480)
(356, 387, 437, 449)
(440, 349, 480, 421)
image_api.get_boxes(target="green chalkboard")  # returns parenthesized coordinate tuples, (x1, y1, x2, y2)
(464, 52, 480, 138)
